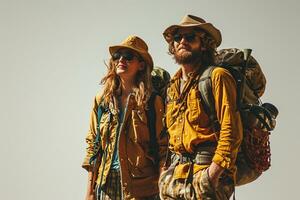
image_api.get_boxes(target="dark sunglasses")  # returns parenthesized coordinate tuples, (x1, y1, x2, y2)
(173, 33, 198, 43)
(112, 51, 138, 61)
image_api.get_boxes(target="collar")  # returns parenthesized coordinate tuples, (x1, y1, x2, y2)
(171, 66, 204, 83)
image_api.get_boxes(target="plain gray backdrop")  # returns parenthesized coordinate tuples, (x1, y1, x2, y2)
(0, 0, 299, 199)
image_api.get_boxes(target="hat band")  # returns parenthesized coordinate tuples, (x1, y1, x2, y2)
(180, 22, 201, 26)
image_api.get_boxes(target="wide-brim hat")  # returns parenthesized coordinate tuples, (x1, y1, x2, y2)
(163, 15, 222, 47)
(109, 35, 153, 70)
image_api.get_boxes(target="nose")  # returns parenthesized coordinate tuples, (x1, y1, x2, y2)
(117, 56, 127, 66)
(118, 56, 126, 62)
(179, 36, 188, 44)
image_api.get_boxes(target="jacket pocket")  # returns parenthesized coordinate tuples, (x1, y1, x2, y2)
(166, 101, 176, 128)
(188, 89, 209, 127)
(126, 142, 157, 178)
(131, 109, 150, 143)
(187, 89, 201, 123)
(128, 155, 156, 178)
(99, 112, 118, 148)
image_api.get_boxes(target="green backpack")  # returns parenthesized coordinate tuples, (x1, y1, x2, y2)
(151, 66, 171, 101)
(198, 48, 279, 186)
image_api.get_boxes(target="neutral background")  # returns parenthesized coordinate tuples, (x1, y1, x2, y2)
(0, 0, 299, 199)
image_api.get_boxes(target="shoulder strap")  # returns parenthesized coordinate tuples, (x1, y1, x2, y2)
(198, 66, 220, 131)
(146, 92, 159, 164)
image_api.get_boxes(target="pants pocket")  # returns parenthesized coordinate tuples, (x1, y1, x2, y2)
(193, 168, 217, 200)
(159, 164, 196, 200)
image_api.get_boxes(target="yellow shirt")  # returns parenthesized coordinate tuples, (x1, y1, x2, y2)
(166, 67, 243, 180)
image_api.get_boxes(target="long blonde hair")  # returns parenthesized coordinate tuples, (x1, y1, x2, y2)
(99, 57, 153, 110)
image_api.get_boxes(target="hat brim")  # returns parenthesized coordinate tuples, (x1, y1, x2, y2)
(163, 23, 222, 47)
(109, 45, 153, 70)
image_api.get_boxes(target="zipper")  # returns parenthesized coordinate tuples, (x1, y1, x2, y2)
(110, 93, 133, 199)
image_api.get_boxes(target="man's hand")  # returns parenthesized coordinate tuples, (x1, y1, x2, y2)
(208, 162, 224, 188)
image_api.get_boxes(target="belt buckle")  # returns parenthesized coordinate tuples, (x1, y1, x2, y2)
(179, 153, 193, 164)
(194, 151, 213, 165)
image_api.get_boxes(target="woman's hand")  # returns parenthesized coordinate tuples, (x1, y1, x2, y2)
(85, 171, 96, 200)
(85, 193, 95, 200)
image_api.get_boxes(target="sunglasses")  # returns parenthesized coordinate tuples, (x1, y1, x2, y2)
(112, 51, 139, 61)
(173, 33, 198, 43)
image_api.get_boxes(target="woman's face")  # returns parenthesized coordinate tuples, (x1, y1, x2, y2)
(112, 48, 144, 81)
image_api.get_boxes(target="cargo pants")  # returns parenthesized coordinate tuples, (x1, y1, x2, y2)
(159, 158, 234, 200)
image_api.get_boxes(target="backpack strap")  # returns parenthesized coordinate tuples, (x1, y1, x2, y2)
(198, 66, 220, 131)
(90, 101, 113, 187)
(89, 104, 105, 165)
(146, 92, 159, 166)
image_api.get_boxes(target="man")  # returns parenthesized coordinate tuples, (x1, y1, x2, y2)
(159, 15, 243, 200)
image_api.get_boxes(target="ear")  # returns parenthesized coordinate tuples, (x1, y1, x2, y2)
(139, 62, 145, 71)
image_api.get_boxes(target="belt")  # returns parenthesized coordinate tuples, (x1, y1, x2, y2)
(171, 143, 216, 165)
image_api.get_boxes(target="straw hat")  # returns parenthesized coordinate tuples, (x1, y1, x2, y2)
(163, 15, 222, 47)
(109, 35, 153, 69)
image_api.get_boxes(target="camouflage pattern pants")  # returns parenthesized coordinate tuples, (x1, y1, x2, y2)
(159, 163, 234, 200)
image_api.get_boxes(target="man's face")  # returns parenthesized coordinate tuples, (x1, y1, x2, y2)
(172, 28, 204, 64)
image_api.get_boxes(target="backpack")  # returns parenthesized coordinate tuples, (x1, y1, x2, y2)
(151, 66, 171, 101)
(149, 66, 171, 164)
(198, 48, 279, 186)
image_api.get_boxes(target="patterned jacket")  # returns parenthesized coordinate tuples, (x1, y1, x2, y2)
(82, 93, 168, 199)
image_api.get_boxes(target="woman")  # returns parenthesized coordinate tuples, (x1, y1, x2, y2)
(82, 35, 168, 200)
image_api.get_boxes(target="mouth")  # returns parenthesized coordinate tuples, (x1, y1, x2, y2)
(117, 63, 127, 70)
(178, 48, 191, 55)
(178, 45, 191, 51)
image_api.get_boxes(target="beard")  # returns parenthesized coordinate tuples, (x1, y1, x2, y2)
(173, 48, 202, 65)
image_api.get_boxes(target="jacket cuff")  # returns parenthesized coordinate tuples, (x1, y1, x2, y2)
(212, 153, 232, 169)
(82, 157, 92, 171)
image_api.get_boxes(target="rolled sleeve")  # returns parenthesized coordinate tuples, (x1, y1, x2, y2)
(82, 95, 100, 171)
